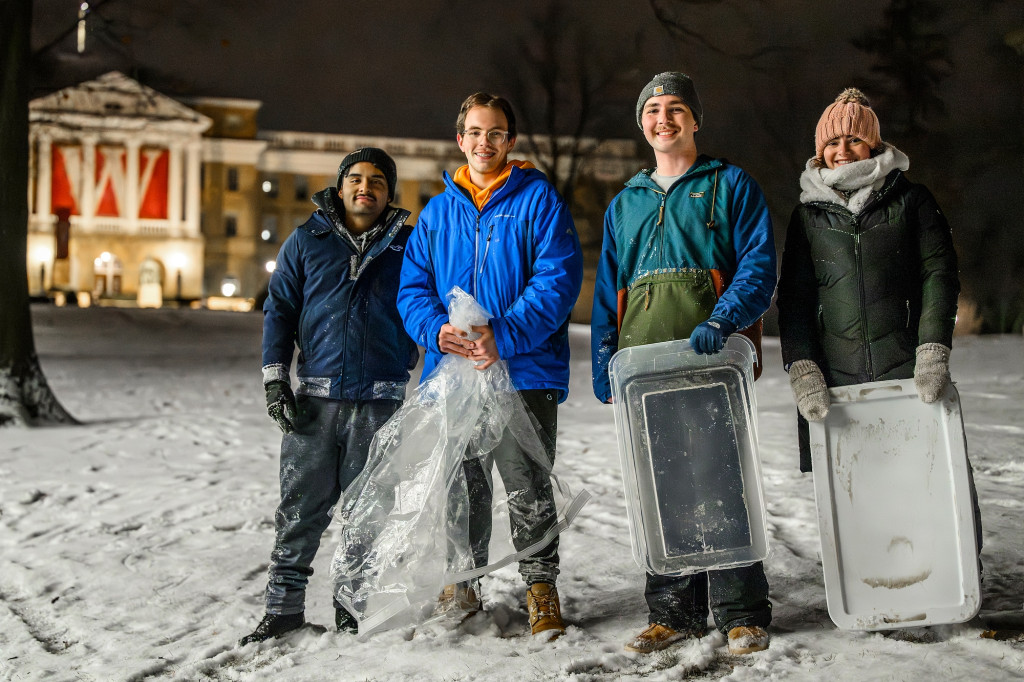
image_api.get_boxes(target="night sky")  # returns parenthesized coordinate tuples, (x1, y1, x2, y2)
(29, 0, 1024, 329)
(28, 0, 913, 137)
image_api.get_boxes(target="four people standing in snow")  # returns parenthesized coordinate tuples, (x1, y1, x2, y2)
(590, 72, 776, 655)
(246, 79, 974, 653)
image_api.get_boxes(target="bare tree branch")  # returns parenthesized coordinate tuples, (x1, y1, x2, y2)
(647, 0, 792, 69)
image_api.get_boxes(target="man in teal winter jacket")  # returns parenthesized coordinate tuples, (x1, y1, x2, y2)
(591, 73, 776, 656)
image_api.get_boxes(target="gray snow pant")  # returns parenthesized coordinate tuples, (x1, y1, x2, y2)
(265, 395, 401, 615)
(454, 388, 560, 585)
(646, 562, 772, 635)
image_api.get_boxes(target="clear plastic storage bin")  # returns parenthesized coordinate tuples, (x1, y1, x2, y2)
(608, 336, 768, 576)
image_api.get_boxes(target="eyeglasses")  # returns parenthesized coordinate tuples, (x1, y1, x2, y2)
(461, 129, 510, 146)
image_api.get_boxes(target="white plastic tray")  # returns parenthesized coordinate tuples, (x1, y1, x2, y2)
(809, 379, 980, 630)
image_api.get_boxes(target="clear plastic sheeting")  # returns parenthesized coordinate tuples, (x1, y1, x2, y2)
(330, 287, 590, 635)
(608, 335, 768, 576)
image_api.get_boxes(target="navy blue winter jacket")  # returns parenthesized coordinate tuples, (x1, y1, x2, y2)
(262, 198, 418, 401)
(397, 165, 583, 401)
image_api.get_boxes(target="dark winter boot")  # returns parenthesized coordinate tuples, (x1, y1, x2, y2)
(239, 612, 304, 646)
(336, 607, 359, 634)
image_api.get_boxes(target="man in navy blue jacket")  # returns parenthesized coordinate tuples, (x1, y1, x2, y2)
(241, 148, 418, 645)
(398, 93, 582, 639)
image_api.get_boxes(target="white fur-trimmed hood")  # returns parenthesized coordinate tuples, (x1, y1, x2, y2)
(799, 144, 910, 215)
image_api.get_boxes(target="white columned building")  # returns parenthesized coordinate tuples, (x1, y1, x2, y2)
(29, 72, 211, 301)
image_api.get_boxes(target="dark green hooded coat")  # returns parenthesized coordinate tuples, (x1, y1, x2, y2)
(777, 169, 959, 470)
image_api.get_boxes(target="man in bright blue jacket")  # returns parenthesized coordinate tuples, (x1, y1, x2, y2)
(591, 73, 776, 656)
(398, 92, 583, 638)
(242, 148, 418, 646)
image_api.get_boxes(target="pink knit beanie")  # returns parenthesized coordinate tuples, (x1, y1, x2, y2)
(814, 88, 882, 160)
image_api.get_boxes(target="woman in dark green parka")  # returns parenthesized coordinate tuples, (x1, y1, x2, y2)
(777, 88, 962, 472)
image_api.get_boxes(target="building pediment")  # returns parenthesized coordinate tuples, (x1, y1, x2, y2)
(30, 71, 211, 135)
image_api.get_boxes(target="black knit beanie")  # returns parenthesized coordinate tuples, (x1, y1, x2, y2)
(635, 72, 703, 130)
(336, 147, 397, 200)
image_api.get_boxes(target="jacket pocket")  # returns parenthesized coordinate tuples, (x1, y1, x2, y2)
(619, 270, 717, 349)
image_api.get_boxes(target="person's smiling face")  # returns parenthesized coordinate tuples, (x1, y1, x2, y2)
(457, 106, 515, 187)
(641, 94, 698, 156)
(822, 135, 872, 169)
(340, 161, 389, 228)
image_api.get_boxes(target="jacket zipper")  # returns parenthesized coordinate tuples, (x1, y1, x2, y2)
(656, 189, 667, 271)
(341, 208, 402, 283)
(472, 213, 481, 298)
(480, 223, 494, 278)
(853, 226, 873, 378)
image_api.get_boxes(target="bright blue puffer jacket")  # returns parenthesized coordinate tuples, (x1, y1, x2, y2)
(398, 165, 583, 401)
(263, 199, 419, 401)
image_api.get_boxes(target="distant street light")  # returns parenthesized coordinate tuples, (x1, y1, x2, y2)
(77, 3, 90, 54)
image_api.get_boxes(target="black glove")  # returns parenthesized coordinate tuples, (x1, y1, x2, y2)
(265, 380, 296, 434)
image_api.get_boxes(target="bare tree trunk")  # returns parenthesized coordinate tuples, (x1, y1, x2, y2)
(0, 0, 76, 427)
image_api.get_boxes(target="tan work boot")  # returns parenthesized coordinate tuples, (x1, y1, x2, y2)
(727, 625, 769, 655)
(625, 622, 702, 653)
(435, 581, 481, 617)
(526, 582, 565, 637)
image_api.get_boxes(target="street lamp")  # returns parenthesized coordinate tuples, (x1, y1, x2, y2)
(77, 3, 90, 54)
(221, 277, 239, 297)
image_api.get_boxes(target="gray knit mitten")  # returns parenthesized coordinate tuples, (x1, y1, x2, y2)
(914, 343, 951, 403)
(789, 359, 830, 422)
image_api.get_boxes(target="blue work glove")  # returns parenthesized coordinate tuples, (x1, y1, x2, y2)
(265, 380, 296, 434)
(689, 316, 737, 355)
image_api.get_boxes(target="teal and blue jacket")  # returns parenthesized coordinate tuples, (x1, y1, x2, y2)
(591, 156, 777, 402)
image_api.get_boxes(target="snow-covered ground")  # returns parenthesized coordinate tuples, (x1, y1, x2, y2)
(2, 305, 1023, 681)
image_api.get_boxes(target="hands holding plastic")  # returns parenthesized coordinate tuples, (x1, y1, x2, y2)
(914, 343, 951, 403)
(439, 322, 499, 370)
(689, 316, 737, 355)
(788, 359, 830, 422)
(265, 380, 297, 433)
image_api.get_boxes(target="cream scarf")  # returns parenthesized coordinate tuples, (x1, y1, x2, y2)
(799, 144, 910, 215)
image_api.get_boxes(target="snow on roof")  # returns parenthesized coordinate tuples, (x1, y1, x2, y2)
(30, 71, 211, 134)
